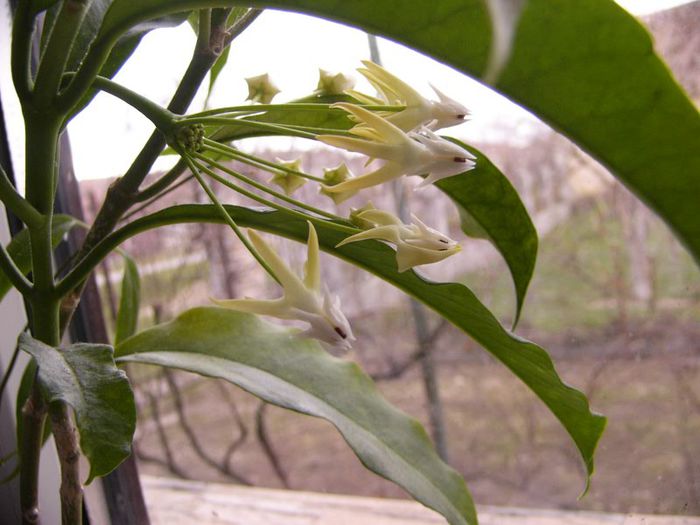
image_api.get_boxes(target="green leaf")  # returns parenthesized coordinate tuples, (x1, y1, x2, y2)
(95, 0, 700, 263)
(116, 307, 476, 525)
(18, 334, 136, 484)
(436, 140, 538, 328)
(114, 254, 141, 345)
(110, 204, 607, 483)
(209, 94, 354, 142)
(0, 215, 79, 302)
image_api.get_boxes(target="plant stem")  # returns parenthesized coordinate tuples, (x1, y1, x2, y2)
(185, 156, 281, 284)
(50, 403, 81, 525)
(89, 76, 179, 133)
(134, 159, 188, 202)
(65, 23, 227, 298)
(0, 165, 42, 228)
(20, 383, 46, 525)
(33, 0, 92, 105)
(10, 1, 35, 103)
(0, 241, 33, 296)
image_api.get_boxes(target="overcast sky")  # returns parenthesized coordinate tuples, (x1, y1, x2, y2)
(1, 1, 695, 184)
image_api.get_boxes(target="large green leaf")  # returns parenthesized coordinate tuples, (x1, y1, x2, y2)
(100, 204, 606, 482)
(116, 308, 476, 525)
(92, 0, 700, 263)
(114, 253, 141, 345)
(0, 215, 79, 302)
(437, 140, 537, 327)
(18, 334, 136, 483)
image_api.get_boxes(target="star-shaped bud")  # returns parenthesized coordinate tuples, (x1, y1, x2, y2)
(338, 207, 461, 272)
(318, 103, 475, 195)
(319, 163, 359, 204)
(245, 73, 281, 104)
(269, 158, 307, 196)
(316, 69, 355, 95)
(348, 60, 470, 132)
(213, 223, 354, 351)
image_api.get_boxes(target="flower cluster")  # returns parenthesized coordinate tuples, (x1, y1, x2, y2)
(181, 63, 475, 351)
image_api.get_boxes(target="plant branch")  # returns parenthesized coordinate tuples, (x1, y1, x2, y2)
(68, 20, 234, 291)
(0, 240, 33, 296)
(126, 175, 195, 221)
(49, 403, 82, 525)
(134, 158, 188, 202)
(20, 383, 47, 525)
(87, 76, 180, 133)
(10, 1, 36, 103)
(33, 0, 92, 105)
(0, 165, 42, 228)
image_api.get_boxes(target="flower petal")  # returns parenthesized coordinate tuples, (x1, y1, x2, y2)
(303, 222, 321, 293)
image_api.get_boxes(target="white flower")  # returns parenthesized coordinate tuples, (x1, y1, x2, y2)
(339, 207, 461, 272)
(318, 103, 476, 197)
(349, 60, 470, 131)
(213, 223, 354, 351)
(245, 73, 281, 104)
(316, 69, 355, 95)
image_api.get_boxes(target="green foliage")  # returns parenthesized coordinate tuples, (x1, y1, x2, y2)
(116, 307, 477, 525)
(0, 215, 79, 302)
(111, 203, 607, 482)
(6, 0, 699, 521)
(114, 253, 141, 345)
(437, 140, 537, 326)
(18, 334, 136, 484)
(90, 0, 699, 262)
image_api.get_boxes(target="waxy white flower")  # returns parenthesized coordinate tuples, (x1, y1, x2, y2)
(213, 223, 354, 351)
(339, 207, 461, 272)
(316, 69, 355, 95)
(349, 60, 470, 132)
(270, 158, 307, 196)
(245, 73, 281, 104)
(318, 103, 476, 198)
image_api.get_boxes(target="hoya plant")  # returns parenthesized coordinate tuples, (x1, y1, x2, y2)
(1, 1, 698, 524)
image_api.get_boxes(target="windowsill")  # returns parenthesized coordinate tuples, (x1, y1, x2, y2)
(140, 475, 700, 525)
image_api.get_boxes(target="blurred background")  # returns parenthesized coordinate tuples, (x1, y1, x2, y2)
(69, 1, 700, 517)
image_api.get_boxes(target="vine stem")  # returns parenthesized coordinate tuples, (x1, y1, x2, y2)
(184, 155, 281, 285)
(50, 404, 81, 525)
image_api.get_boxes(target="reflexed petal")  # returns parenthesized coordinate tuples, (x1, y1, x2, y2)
(321, 163, 402, 195)
(336, 225, 403, 248)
